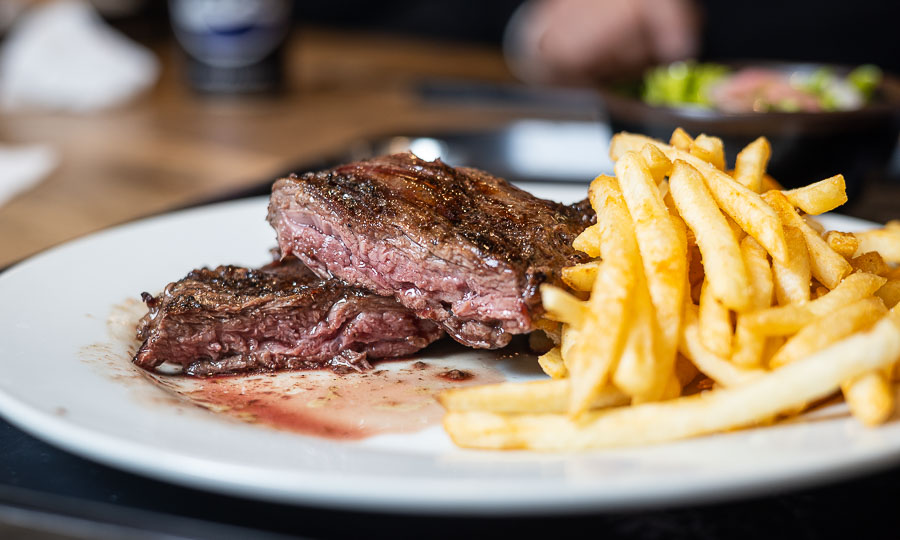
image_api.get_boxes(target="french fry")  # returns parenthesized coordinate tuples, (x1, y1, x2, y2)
(853, 227, 900, 263)
(876, 280, 900, 308)
(561, 261, 602, 292)
(532, 319, 561, 345)
(559, 324, 577, 368)
(438, 379, 628, 413)
(731, 320, 766, 369)
(669, 160, 750, 310)
(610, 132, 788, 264)
(640, 143, 673, 182)
(681, 307, 763, 387)
(733, 137, 770, 193)
(728, 236, 775, 368)
(443, 316, 900, 450)
(699, 279, 733, 358)
(612, 268, 661, 402)
(850, 251, 892, 277)
(825, 230, 859, 258)
(762, 190, 851, 289)
(842, 371, 894, 427)
(537, 347, 568, 379)
(669, 127, 693, 150)
(690, 134, 726, 171)
(614, 153, 687, 395)
(742, 272, 887, 336)
(781, 175, 847, 215)
(768, 297, 887, 368)
(742, 236, 774, 309)
(561, 175, 637, 416)
(540, 284, 588, 326)
(572, 223, 602, 257)
(772, 226, 811, 305)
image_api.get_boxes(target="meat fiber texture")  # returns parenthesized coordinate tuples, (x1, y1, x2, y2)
(133, 258, 444, 377)
(268, 153, 593, 349)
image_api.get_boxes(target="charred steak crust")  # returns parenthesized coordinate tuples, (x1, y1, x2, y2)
(267, 153, 593, 349)
(134, 258, 443, 377)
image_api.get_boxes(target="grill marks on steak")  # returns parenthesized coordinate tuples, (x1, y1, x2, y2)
(267, 153, 593, 349)
(133, 258, 443, 377)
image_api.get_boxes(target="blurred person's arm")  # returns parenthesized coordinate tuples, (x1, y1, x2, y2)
(504, 0, 701, 84)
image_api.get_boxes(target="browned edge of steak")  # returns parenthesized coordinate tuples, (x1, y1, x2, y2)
(267, 153, 593, 349)
(133, 258, 444, 377)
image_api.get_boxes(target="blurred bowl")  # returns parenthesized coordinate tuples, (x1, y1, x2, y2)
(597, 61, 900, 195)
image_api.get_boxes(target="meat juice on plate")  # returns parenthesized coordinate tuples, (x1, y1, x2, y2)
(92, 300, 506, 440)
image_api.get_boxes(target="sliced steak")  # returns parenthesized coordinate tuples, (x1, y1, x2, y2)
(268, 153, 593, 349)
(133, 258, 444, 377)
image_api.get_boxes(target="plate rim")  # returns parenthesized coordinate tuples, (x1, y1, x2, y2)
(0, 193, 895, 515)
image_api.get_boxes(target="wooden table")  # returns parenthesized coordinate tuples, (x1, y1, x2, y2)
(0, 28, 536, 268)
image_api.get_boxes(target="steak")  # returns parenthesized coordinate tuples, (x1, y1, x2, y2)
(133, 258, 444, 377)
(267, 153, 593, 349)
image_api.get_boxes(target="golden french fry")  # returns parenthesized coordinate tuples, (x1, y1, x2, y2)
(763, 190, 851, 289)
(690, 134, 726, 171)
(669, 127, 693, 150)
(741, 236, 774, 309)
(733, 137, 771, 193)
(614, 153, 687, 396)
(825, 230, 860, 259)
(443, 316, 900, 450)
(699, 279, 733, 357)
(438, 379, 629, 414)
(876, 280, 900, 308)
(612, 276, 659, 402)
(681, 306, 764, 387)
(572, 223, 602, 257)
(742, 272, 887, 335)
(669, 160, 750, 311)
(560, 324, 577, 367)
(768, 297, 887, 368)
(842, 371, 894, 427)
(853, 227, 900, 263)
(640, 143, 673, 182)
(532, 319, 561, 345)
(561, 261, 602, 292)
(562, 175, 637, 416)
(731, 319, 766, 369)
(781, 175, 847, 215)
(728, 237, 775, 369)
(610, 132, 788, 264)
(772, 226, 811, 305)
(538, 347, 568, 379)
(540, 284, 588, 326)
(849, 251, 892, 277)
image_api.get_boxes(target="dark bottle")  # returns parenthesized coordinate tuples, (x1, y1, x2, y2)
(169, 0, 292, 94)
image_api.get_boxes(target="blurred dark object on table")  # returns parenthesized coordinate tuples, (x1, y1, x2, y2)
(169, 0, 293, 94)
(597, 61, 900, 193)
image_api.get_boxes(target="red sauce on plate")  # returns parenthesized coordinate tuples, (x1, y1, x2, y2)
(92, 299, 508, 441)
(148, 359, 503, 440)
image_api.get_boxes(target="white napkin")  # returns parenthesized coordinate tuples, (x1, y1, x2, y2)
(0, 0, 160, 112)
(0, 144, 58, 206)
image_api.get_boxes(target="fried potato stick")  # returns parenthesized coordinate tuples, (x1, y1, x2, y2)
(611, 132, 788, 264)
(444, 316, 900, 450)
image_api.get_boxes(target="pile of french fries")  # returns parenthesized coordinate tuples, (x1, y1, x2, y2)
(440, 128, 900, 451)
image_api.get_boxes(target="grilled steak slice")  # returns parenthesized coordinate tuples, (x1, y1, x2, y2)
(268, 153, 593, 349)
(133, 258, 444, 377)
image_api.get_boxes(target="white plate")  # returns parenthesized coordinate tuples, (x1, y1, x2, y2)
(0, 184, 896, 516)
